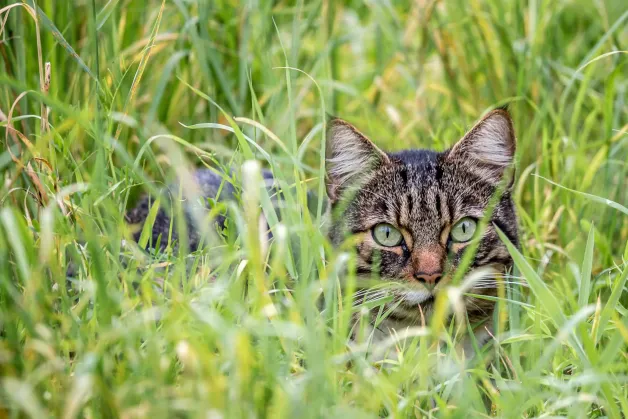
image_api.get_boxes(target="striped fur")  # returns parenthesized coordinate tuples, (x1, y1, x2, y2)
(326, 109, 519, 344)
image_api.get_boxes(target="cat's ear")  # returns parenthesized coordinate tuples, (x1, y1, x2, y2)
(326, 118, 389, 202)
(447, 108, 516, 181)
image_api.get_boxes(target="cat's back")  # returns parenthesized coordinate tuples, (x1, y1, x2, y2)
(125, 168, 278, 250)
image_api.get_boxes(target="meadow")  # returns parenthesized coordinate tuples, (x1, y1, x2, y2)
(1, 0, 627, 417)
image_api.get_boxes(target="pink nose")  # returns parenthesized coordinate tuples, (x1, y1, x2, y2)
(414, 272, 442, 288)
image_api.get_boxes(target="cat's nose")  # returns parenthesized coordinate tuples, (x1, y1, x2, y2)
(413, 272, 442, 289)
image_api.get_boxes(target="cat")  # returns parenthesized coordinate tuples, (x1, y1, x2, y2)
(125, 169, 279, 251)
(126, 108, 518, 353)
(326, 108, 518, 351)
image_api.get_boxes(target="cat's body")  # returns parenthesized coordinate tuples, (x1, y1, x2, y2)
(127, 108, 518, 352)
(125, 169, 277, 250)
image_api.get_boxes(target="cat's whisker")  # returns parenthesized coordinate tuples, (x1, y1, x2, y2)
(483, 274, 525, 279)
(355, 292, 384, 298)
(471, 279, 528, 285)
(470, 286, 528, 293)
(458, 266, 505, 292)
(470, 283, 530, 289)
(469, 280, 521, 286)
(353, 288, 393, 298)
(470, 277, 528, 283)
(352, 290, 391, 306)
(470, 278, 528, 284)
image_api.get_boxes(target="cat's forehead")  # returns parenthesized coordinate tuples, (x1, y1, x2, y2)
(389, 149, 441, 168)
(387, 149, 442, 186)
(350, 151, 495, 228)
(376, 149, 442, 192)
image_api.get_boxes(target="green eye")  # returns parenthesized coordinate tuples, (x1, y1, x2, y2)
(372, 223, 403, 247)
(450, 217, 477, 242)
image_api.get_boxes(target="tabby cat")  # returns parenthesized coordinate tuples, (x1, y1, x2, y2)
(127, 108, 518, 349)
(326, 108, 518, 346)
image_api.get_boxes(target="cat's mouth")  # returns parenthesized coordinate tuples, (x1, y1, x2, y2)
(399, 290, 435, 306)
(393, 291, 436, 322)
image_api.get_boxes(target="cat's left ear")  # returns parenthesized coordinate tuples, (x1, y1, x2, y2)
(447, 108, 516, 182)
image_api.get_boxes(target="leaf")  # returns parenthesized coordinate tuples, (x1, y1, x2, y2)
(533, 304, 595, 375)
(180, 122, 268, 162)
(2, 378, 49, 418)
(598, 313, 628, 366)
(0, 208, 32, 283)
(96, 0, 123, 29)
(495, 227, 566, 326)
(35, 6, 98, 83)
(114, 0, 166, 140)
(177, 79, 255, 160)
(496, 227, 591, 366)
(138, 197, 161, 249)
(146, 50, 189, 124)
(580, 146, 608, 191)
(596, 264, 628, 343)
(537, 175, 628, 216)
(578, 223, 595, 307)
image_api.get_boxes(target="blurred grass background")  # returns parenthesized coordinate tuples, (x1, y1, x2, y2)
(1, 0, 627, 417)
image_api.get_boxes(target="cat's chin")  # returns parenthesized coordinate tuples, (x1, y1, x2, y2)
(400, 290, 434, 305)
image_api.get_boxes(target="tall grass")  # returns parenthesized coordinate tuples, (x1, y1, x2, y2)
(1, 0, 627, 417)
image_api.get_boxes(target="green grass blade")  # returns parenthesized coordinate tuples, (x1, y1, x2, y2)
(578, 223, 595, 307)
(537, 175, 628, 216)
(138, 197, 161, 249)
(496, 227, 590, 365)
(35, 5, 99, 83)
(596, 264, 628, 343)
(496, 227, 566, 326)
(96, 0, 123, 29)
(114, 0, 166, 140)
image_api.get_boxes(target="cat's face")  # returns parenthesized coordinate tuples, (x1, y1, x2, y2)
(326, 109, 518, 324)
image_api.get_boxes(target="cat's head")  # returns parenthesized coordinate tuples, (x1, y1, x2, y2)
(326, 109, 518, 323)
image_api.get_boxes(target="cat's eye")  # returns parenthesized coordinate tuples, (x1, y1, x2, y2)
(450, 217, 477, 242)
(372, 223, 403, 247)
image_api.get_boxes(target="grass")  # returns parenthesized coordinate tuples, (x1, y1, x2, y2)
(1, 0, 627, 417)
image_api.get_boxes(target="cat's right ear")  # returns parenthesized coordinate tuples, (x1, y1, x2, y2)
(446, 108, 516, 184)
(326, 118, 389, 203)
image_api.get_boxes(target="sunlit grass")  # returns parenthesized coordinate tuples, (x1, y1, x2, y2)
(0, 0, 627, 417)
